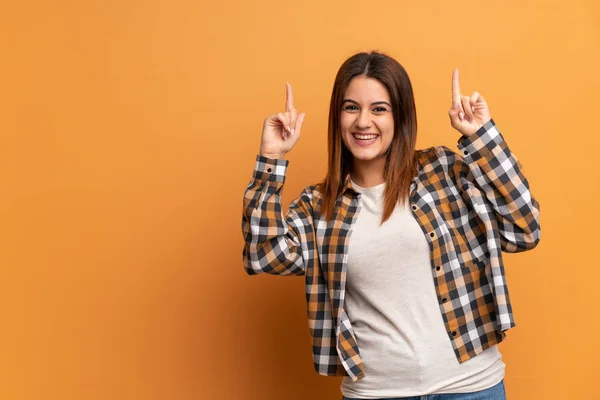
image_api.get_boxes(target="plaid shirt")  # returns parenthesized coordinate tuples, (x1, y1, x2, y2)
(241, 118, 541, 382)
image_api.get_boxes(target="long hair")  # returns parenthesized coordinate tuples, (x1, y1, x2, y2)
(318, 50, 420, 225)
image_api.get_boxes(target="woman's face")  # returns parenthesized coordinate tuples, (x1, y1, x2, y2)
(340, 75, 394, 164)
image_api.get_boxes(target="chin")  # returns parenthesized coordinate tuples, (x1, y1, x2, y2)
(351, 151, 380, 161)
(347, 146, 388, 163)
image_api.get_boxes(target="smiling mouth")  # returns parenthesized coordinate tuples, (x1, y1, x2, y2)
(352, 133, 379, 140)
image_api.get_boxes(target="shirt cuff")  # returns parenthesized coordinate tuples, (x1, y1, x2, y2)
(252, 154, 289, 183)
(456, 118, 502, 160)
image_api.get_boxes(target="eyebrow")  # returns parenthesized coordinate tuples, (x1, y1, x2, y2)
(342, 99, 392, 107)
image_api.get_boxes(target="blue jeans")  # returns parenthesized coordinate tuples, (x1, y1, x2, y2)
(342, 379, 506, 400)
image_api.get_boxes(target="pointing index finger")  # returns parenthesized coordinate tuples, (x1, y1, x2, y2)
(452, 68, 461, 109)
(285, 82, 294, 112)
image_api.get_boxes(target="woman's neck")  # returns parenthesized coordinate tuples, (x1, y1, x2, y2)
(350, 156, 386, 188)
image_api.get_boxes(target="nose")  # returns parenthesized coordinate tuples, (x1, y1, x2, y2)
(355, 110, 373, 130)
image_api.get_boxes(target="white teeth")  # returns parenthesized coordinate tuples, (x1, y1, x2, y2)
(353, 134, 378, 140)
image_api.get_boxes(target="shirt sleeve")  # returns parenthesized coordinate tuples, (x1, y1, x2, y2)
(241, 154, 314, 276)
(453, 118, 541, 253)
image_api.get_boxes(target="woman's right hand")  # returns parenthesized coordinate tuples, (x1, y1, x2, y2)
(259, 82, 306, 159)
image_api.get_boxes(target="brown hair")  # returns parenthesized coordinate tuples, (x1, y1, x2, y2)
(318, 50, 420, 225)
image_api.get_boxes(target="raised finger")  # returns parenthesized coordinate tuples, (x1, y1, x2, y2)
(284, 111, 292, 131)
(452, 68, 461, 109)
(285, 82, 294, 112)
(289, 108, 298, 135)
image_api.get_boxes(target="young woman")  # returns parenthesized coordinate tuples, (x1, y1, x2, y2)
(242, 51, 541, 400)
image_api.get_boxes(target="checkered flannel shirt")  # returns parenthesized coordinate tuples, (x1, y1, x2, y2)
(241, 118, 541, 382)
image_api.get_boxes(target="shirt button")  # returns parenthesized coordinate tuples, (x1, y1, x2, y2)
(436, 266, 441, 271)
(442, 298, 448, 303)
(463, 150, 469, 155)
(429, 232, 435, 237)
(411, 205, 417, 210)
(267, 167, 272, 172)
(452, 331, 457, 337)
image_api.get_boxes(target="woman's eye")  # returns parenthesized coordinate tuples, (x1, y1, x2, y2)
(343, 105, 387, 112)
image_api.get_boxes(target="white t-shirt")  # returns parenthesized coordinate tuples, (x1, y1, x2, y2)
(340, 179, 505, 398)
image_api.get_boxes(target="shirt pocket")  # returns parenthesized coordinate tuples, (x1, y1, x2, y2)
(448, 219, 490, 272)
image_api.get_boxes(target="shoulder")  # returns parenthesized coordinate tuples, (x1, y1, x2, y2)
(417, 145, 468, 169)
(290, 183, 319, 212)
(415, 146, 472, 186)
(435, 145, 465, 164)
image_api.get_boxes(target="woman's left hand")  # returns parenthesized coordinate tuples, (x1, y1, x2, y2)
(448, 68, 491, 137)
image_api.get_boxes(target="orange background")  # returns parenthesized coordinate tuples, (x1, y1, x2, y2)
(1, 0, 599, 399)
